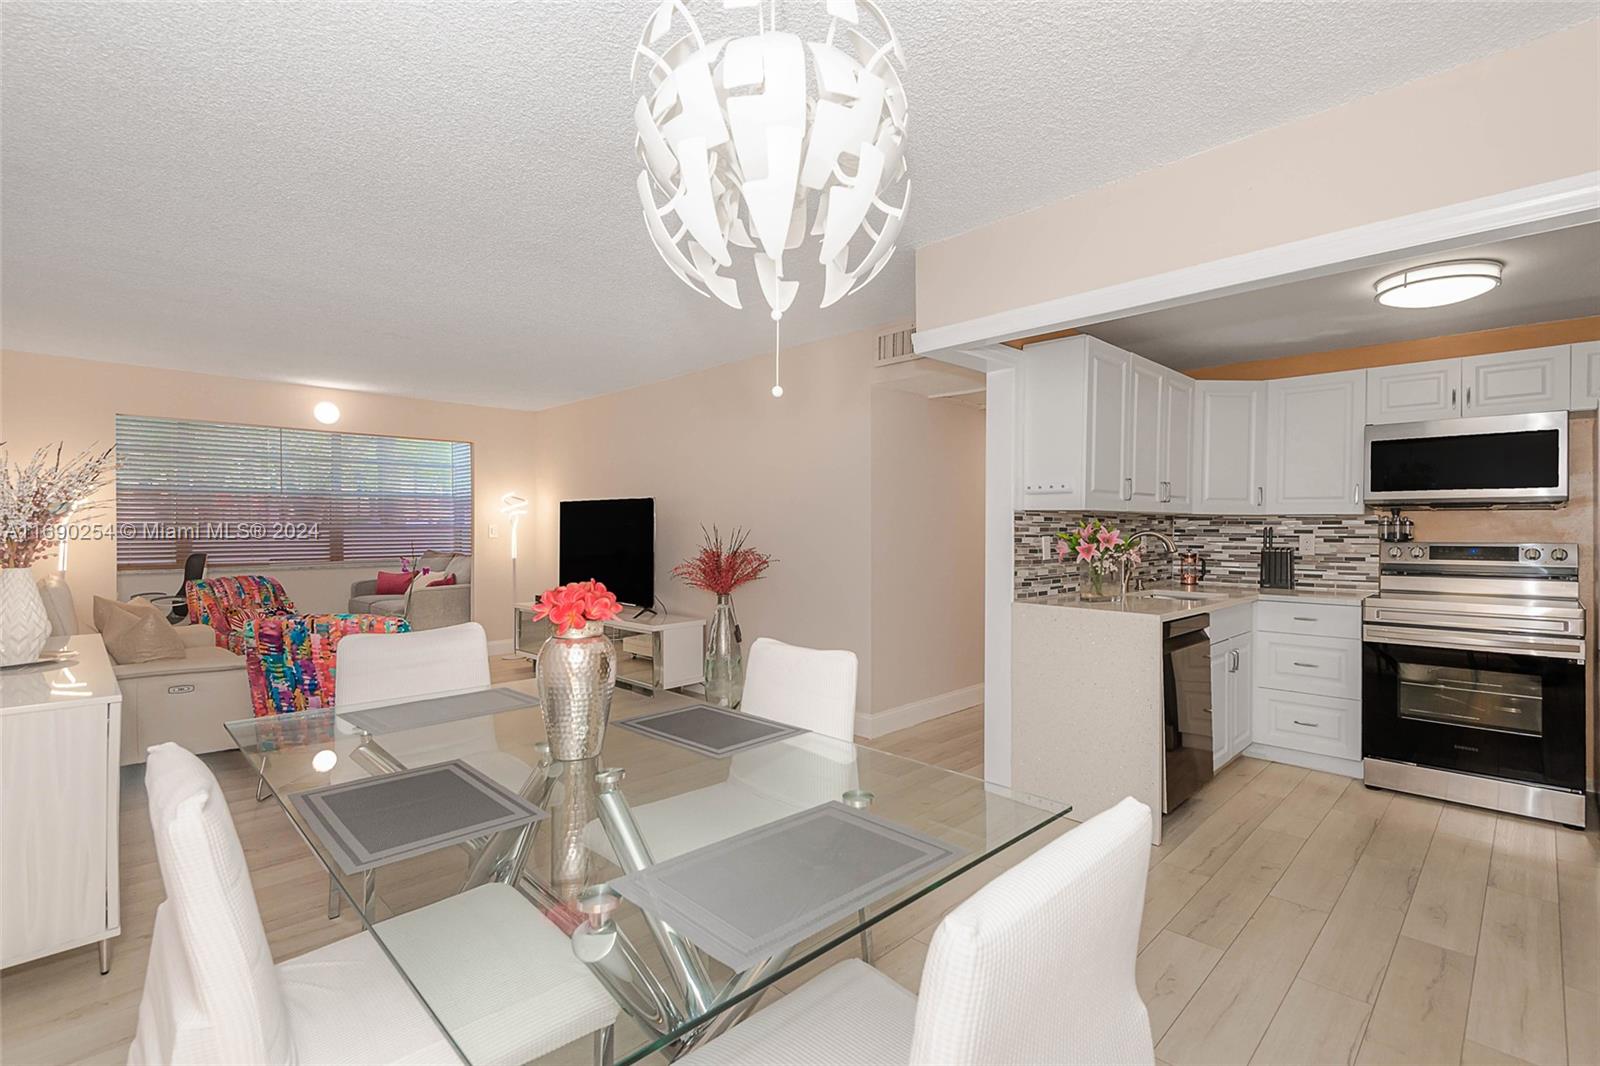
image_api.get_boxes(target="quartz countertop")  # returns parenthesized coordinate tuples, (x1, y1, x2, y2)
(1016, 583, 1370, 622)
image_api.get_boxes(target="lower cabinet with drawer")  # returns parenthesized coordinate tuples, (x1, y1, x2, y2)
(1248, 598, 1364, 777)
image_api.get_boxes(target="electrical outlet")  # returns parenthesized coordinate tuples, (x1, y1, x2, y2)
(1040, 536, 1054, 561)
(488, 523, 500, 539)
(1298, 533, 1315, 556)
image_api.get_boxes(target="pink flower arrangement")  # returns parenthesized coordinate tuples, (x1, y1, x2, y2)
(1056, 519, 1141, 575)
(532, 579, 623, 635)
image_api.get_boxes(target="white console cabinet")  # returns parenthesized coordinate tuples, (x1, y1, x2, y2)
(515, 605, 705, 695)
(0, 635, 122, 973)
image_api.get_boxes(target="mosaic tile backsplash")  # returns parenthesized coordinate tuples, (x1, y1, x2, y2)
(1015, 510, 1383, 599)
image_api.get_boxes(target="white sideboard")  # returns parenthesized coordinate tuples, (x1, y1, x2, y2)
(0, 634, 122, 973)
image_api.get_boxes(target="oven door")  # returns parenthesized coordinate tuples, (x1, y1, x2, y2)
(1363, 633, 1585, 791)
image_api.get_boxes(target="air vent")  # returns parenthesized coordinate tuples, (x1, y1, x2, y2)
(876, 325, 917, 366)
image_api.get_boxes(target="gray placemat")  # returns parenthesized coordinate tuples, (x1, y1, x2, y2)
(615, 703, 805, 757)
(290, 760, 548, 876)
(612, 801, 964, 971)
(339, 687, 539, 734)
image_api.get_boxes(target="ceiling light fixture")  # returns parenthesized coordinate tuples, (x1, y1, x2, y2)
(1374, 259, 1503, 309)
(632, 0, 909, 398)
(312, 401, 341, 425)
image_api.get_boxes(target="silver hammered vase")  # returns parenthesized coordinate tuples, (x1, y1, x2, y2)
(703, 594, 744, 708)
(536, 620, 617, 759)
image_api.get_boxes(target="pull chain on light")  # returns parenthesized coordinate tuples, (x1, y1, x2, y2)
(771, 316, 783, 398)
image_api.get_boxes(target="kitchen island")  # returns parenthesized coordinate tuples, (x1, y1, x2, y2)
(1012, 585, 1368, 844)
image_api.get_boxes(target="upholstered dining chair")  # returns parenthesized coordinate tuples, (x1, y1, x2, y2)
(129, 743, 619, 1066)
(739, 636, 858, 741)
(585, 639, 861, 867)
(675, 797, 1156, 1066)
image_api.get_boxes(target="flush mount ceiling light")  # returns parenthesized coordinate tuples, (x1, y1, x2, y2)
(632, 0, 909, 397)
(1374, 259, 1503, 309)
(312, 401, 341, 425)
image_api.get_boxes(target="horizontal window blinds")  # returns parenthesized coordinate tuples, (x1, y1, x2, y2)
(115, 416, 472, 570)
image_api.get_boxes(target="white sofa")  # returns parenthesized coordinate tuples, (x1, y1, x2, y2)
(40, 578, 252, 765)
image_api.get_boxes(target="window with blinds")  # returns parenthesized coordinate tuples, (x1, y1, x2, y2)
(115, 416, 473, 570)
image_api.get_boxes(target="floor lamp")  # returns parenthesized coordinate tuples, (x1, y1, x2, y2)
(500, 492, 528, 661)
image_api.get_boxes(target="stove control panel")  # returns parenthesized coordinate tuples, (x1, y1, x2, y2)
(1378, 542, 1579, 575)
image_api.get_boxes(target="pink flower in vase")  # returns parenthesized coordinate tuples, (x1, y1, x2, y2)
(1097, 528, 1122, 549)
(1076, 540, 1098, 562)
(1055, 540, 1070, 561)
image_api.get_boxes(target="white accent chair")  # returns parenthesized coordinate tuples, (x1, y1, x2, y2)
(586, 639, 860, 865)
(676, 797, 1156, 1066)
(129, 743, 618, 1066)
(334, 622, 534, 793)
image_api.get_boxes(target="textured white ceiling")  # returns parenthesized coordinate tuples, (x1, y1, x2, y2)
(3, 2, 1593, 409)
(1088, 223, 1600, 370)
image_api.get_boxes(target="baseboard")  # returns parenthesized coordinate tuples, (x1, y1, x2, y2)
(1243, 743, 1362, 779)
(487, 638, 514, 656)
(855, 684, 983, 740)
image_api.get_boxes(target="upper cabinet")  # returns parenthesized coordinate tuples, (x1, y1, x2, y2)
(1367, 360, 1461, 424)
(1462, 345, 1570, 416)
(1160, 372, 1195, 512)
(1193, 380, 1267, 514)
(1020, 337, 1195, 514)
(1266, 370, 1366, 515)
(1571, 340, 1600, 410)
(1367, 345, 1572, 424)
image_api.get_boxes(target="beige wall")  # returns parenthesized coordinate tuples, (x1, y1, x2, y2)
(525, 327, 878, 708)
(915, 21, 1600, 335)
(869, 387, 984, 714)
(0, 349, 533, 641)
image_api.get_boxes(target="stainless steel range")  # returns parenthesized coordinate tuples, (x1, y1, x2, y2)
(1362, 542, 1587, 829)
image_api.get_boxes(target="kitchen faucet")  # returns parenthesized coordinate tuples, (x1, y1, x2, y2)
(1121, 529, 1177, 601)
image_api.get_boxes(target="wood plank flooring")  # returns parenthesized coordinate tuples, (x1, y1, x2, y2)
(2, 661, 1595, 1065)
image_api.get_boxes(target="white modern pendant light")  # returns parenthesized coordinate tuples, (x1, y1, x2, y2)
(632, 0, 909, 397)
(1374, 259, 1503, 309)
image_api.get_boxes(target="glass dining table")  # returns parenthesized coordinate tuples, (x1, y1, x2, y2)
(226, 684, 1070, 1065)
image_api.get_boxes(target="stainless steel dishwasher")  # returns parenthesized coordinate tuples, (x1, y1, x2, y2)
(1162, 614, 1214, 813)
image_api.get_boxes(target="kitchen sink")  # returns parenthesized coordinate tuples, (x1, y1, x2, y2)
(1126, 588, 1236, 605)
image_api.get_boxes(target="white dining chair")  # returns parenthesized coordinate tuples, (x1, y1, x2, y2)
(335, 622, 534, 792)
(128, 742, 619, 1066)
(739, 636, 858, 741)
(585, 640, 861, 865)
(675, 797, 1156, 1066)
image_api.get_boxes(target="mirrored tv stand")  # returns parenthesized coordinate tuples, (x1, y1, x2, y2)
(513, 604, 706, 695)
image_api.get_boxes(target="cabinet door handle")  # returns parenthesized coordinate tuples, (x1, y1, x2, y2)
(1229, 649, 1240, 672)
(1292, 616, 1317, 622)
(1353, 481, 1361, 503)
(1451, 387, 1458, 407)
(1254, 486, 1263, 506)
(1466, 386, 1472, 407)
(1292, 719, 1319, 729)
(1123, 477, 1132, 501)
(1292, 661, 1319, 668)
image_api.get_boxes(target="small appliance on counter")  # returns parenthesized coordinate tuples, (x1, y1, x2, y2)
(1362, 541, 1586, 829)
(1258, 528, 1295, 589)
(1178, 552, 1208, 589)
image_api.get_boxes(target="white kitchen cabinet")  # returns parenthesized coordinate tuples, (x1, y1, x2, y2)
(1265, 369, 1366, 515)
(1211, 634, 1253, 769)
(1083, 339, 1132, 509)
(1366, 359, 1462, 424)
(1461, 345, 1570, 416)
(1160, 370, 1194, 512)
(1020, 336, 1196, 514)
(1125, 355, 1164, 510)
(1249, 599, 1362, 775)
(1193, 380, 1267, 514)
(1569, 341, 1600, 410)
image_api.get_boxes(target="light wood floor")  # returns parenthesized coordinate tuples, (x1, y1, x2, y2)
(2, 662, 1595, 1066)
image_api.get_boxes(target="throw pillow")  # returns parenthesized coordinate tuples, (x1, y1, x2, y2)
(99, 600, 186, 664)
(92, 594, 166, 635)
(374, 570, 418, 595)
(420, 572, 457, 588)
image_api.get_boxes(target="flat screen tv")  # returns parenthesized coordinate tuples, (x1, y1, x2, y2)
(558, 497, 655, 608)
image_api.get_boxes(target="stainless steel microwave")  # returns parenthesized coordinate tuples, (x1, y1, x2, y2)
(1364, 411, 1568, 505)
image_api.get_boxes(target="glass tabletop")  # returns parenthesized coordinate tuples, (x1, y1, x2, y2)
(226, 685, 1070, 1065)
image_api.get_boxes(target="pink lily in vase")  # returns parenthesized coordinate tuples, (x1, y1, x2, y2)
(1055, 519, 1140, 602)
